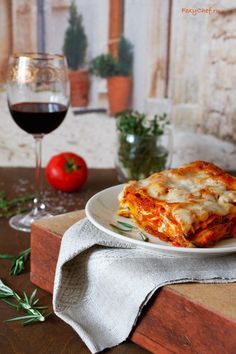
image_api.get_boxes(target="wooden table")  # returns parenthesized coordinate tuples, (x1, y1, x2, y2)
(0, 167, 149, 354)
(1, 168, 236, 354)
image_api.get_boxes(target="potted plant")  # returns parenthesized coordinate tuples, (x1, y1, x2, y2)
(63, 1, 89, 107)
(89, 36, 133, 115)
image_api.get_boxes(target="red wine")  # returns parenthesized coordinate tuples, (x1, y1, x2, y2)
(9, 102, 68, 135)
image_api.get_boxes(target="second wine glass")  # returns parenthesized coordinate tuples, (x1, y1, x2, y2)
(7, 52, 70, 232)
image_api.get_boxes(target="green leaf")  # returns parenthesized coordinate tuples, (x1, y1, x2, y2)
(140, 232, 149, 242)
(0, 291, 13, 298)
(0, 280, 14, 297)
(117, 221, 134, 229)
(2, 299, 19, 309)
(5, 315, 38, 322)
(23, 291, 29, 304)
(109, 223, 132, 232)
(33, 299, 39, 306)
(29, 289, 37, 305)
(44, 312, 53, 319)
(64, 156, 81, 174)
(23, 319, 36, 325)
(0, 254, 15, 259)
(23, 318, 38, 326)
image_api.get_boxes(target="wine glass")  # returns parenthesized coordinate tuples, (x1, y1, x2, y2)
(7, 53, 70, 232)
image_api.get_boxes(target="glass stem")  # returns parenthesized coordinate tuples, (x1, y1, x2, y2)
(33, 135, 44, 212)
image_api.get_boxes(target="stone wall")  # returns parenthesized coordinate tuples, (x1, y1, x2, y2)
(170, 0, 236, 143)
(201, 1, 236, 142)
(170, 0, 209, 131)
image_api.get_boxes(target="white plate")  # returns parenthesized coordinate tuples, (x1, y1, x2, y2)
(85, 184, 236, 257)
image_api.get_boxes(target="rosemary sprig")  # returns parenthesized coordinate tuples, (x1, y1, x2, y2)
(0, 248, 31, 276)
(111, 221, 149, 242)
(0, 192, 34, 218)
(0, 279, 51, 325)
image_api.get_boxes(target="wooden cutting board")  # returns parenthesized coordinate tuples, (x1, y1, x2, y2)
(31, 211, 236, 354)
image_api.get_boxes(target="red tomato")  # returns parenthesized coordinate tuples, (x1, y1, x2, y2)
(46, 152, 88, 192)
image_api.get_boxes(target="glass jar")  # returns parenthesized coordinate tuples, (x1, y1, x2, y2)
(115, 127, 173, 182)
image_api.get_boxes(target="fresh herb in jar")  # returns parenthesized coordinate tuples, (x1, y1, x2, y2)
(116, 111, 169, 180)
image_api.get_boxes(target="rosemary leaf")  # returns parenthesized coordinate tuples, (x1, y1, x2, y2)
(33, 299, 39, 306)
(117, 221, 134, 229)
(2, 299, 19, 309)
(5, 315, 38, 322)
(23, 318, 38, 326)
(44, 312, 53, 318)
(0, 279, 14, 298)
(23, 291, 29, 304)
(29, 289, 37, 305)
(0, 255, 15, 260)
(140, 232, 149, 242)
(111, 221, 150, 243)
(109, 223, 132, 232)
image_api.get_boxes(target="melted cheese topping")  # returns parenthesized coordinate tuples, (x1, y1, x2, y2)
(119, 161, 236, 236)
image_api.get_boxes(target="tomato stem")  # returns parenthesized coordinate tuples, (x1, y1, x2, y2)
(64, 156, 81, 173)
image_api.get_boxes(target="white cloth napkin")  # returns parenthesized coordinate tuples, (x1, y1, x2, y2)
(53, 218, 236, 353)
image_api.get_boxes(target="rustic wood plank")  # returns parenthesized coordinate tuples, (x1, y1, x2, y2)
(30, 208, 236, 354)
(169, 283, 236, 321)
(132, 287, 236, 354)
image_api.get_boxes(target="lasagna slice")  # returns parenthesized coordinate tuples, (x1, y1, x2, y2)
(118, 161, 236, 248)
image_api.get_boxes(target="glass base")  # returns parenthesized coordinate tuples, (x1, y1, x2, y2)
(9, 208, 52, 233)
